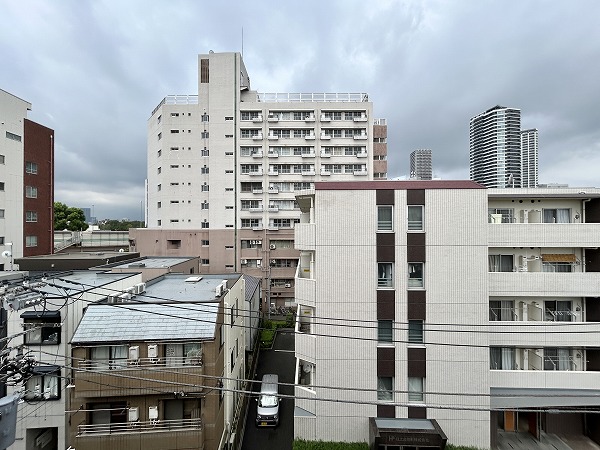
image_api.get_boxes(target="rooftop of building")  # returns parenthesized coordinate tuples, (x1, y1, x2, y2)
(16, 251, 139, 261)
(142, 273, 241, 303)
(313, 180, 486, 190)
(488, 187, 600, 198)
(71, 302, 218, 344)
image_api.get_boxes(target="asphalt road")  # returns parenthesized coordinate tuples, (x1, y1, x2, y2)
(241, 330, 295, 450)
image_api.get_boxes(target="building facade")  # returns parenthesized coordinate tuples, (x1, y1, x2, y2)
(469, 105, 522, 189)
(294, 181, 600, 448)
(520, 128, 539, 188)
(294, 181, 490, 448)
(409, 149, 432, 180)
(134, 51, 387, 309)
(0, 89, 54, 264)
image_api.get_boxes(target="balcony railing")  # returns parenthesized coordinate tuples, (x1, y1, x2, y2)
(77, 418, 203, 436)
(78, 356, 203, 370)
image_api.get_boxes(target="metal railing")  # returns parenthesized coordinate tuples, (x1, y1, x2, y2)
(257, 92, 368, 103)
(78, 355, 204, 371)
(78, 417, 203, 436)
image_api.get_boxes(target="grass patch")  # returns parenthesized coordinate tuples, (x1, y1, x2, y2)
(260, 319, 287, 348)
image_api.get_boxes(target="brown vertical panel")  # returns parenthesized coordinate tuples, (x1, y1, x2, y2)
(377, 290, 395, 320)
(407, 290, 426, 320)
(407, 233, 426, 262)
(407, 347, 426, 377)
(376, 189, 394, 205)
(408, 406, 427, 419)
(200, 59, 209, 83)
(377, 404, 395, 418)
(377, 347, 395, 377)
(407, 189, 425, 205)
(377, 233, 395, 262)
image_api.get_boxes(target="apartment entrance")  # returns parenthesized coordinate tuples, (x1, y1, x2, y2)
(369, 418, 447, 450)
(499, 410, 540, 438)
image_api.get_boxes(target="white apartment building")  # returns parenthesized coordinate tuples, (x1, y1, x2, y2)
(294, 180, 489, 449)
(520, 129, 539, 188)
(294, 182, 600, 449)
(134, 51, 387, 309)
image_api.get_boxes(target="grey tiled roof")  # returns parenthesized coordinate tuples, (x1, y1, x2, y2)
(71, 303, 218, 344)
(243, 274, 261, 302)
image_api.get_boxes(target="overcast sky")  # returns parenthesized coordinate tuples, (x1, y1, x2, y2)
(2, 0, 599, 219)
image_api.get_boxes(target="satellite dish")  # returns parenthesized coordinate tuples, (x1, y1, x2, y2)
(119, 248, 125, 253)
(1, 251, 11, 259)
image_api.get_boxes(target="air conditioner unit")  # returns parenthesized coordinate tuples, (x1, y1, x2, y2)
(270, 260, 277, 266)
(135, 283, 146, 294)
(107, 295, 118, 304)
(128, 407, 139, 422)
(129, 346, 140, 361)
(126, 286, 136, 295)
(119, 293, 132, 302)
(148, 344, 158, 359)
(241, 259, 248, 265)
(285, 283, 291, 288)
(269, 244, 276, 250)
(215, 284, 223, 297)
(148, 406, 159, 421)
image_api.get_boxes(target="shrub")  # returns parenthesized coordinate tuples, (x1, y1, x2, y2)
(293, 440, 369, 450)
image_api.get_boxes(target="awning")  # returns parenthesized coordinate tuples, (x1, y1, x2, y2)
(369, 417, 447, 449)
(32, 365, 61, 375)
(20, 310, 61, 320)
(541, 254, 576, 263)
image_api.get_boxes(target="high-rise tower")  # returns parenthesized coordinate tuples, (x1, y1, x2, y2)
(469, 105, 521, 188)
(409, 149, 432, 180)
(520, 128, 539, 188)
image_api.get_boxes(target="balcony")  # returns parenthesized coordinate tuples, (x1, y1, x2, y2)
(296, 332, 316, 362)
(488, 223, 600, 247)
(489, 272, 600, 297)
(304, 134, 316, 140)
(302, 170, 316, 176)
(252, 188, 263, 194)
(268, 205, 279, 212)
(268, 169, 279, 176)
(249, 170, 263, 176)
(268, 134, 279, 141)
(268, 186, 279, 194)
(252, 115, 263, 123)
(76, 418, 203, 450)
(320, 133, 331, 140)
(249, 207, 264, 213)
(305, 115, 315, 122)
(301, 152, 315, 158)
(251, 133, 263, 140)
(353, 115, 368, 122)
(320, 169, 331, 176)
(353, 133, 368, 140)
(353, 170, 368, 176)
(267, 151, 279, 158)
(490, 322, 600, 348)
(319, 151, 331, 158)
(74, 358, 204, 398)
(320, 115, 331, 122)
(295, 276, 316, 308)
(252, 151, 264, 158)
(356, 152, 368, 158)
(267, 115, 278, 122)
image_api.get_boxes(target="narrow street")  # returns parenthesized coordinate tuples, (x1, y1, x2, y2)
(241, 330, 295, 450)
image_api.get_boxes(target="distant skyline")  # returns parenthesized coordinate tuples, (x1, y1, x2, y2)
(1, 1, 599, 218)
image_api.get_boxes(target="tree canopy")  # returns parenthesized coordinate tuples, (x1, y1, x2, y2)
(98, 219, 144, 231)
(53, 202, 89, 231)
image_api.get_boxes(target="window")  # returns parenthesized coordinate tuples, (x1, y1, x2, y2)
(241, 218, 261, 228)
(201, 148, 209, 156)
(543, 208, 571, 223)
(25, 162, 38, 174)
(201, 259, 209, 265)
(157, 184, 161, 191)
(26, 186, 37, 198)
(165, 343, 202, 366)
(90, 401, 127, 426)
(378, 263, 393, 288)
(408, 320, 423, 343)
(490, 347, 516, 370)
(202, 113, 209, 122)
(6, 131, 21, 142)
(201, 240, 209, 246)
(167, 239, 182, 249)
(242, 240, 262, 249)
(542, 262, 573, 273)
(408, 205, 423, 231)
(377, 377, 393, 401)
(24, 367, 60, 400)
(201, 131, 209, 139)
(489, 300, 515, 321)
(201, 201, 209, 210)
(26, 211, 38, 222)
(170, 129, 180, 134)
(0, 154, 5, 164)
(408, 377, 424, 402)
(157, 202, 161, 208)
(544, 348, 572, 371)
(545, 301, 573, 322)
(488, 255, 514, 272)
(25, 236, 38, 247)
(201, 183, 209, 192)
(200, 58, 209, 83)
(377, 320, 393, 343)
(201, 166, 209, 174)
(157, 132, 162, 140)
(408, 263, 424, 288)
(0, 209, 4, 219)
(201, 221, 209, 229)
(23, 312, 61, 345)
(91, 345, 128, 370)
(377, 206, 393, 231)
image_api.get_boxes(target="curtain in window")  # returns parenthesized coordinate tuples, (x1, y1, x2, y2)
(408, 377, 424, 402)
(43, 374, 59, 399)
(489, 255, 499, 272)
(558, 348, 570, 370)
(377, 377, 393, 401)
(556, 209, 570, 223)
(91, 346, 110, 370)
(112, 345, 128, 368)
(502, 348, 515, 370)
(408, 206, 423, 230)
(543, 209, 556, 223)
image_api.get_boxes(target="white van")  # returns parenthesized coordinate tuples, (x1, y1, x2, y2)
(256, 374, 279, 427)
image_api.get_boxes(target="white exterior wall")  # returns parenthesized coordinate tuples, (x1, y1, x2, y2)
(0, 90, 30, 261)
(422, 189, 490, 449)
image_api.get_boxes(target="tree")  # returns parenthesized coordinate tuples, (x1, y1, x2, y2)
(53, 202, 89, 231)
(98, 219, 145, 231)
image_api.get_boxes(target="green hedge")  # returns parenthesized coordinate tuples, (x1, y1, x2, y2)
(293, 440, 369, 450)
(447, 445, 486, 450)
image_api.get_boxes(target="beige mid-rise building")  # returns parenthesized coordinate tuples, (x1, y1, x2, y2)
(132, 51, 387, 309)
